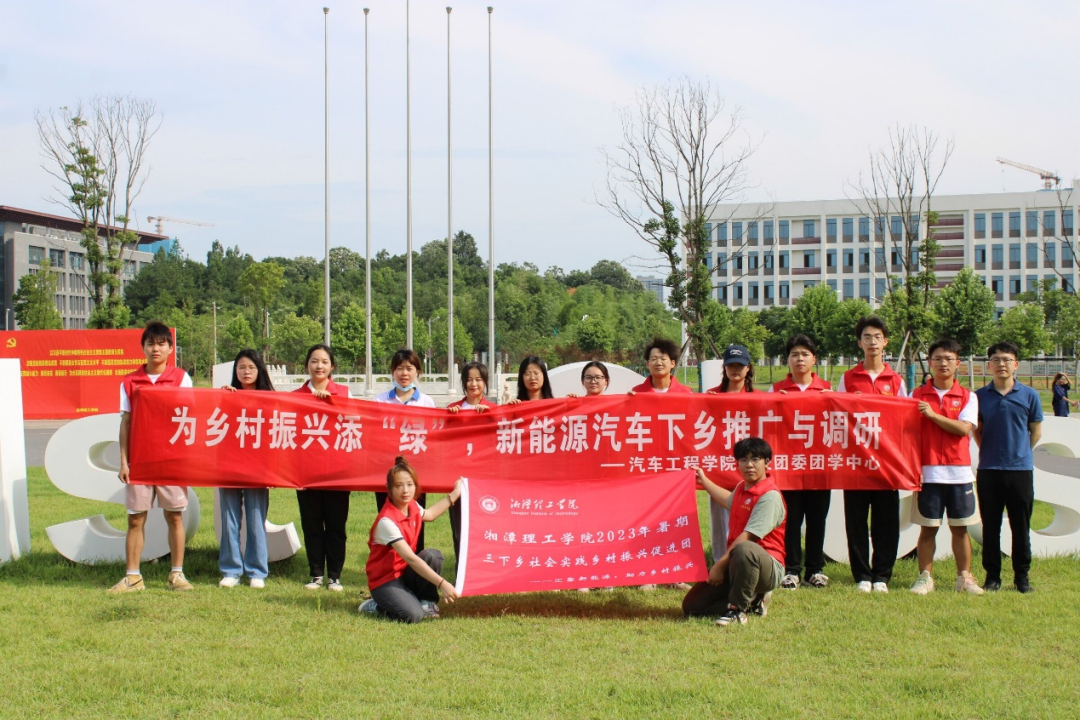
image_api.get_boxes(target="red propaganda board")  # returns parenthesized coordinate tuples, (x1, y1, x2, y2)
(0, 329, 170, 419)
(128, 388, 922, 492)
(454, 471, 708, 595)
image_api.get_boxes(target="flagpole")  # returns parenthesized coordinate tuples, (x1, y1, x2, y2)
(363, 7, 373, 394)
(446, 6, 455, 392)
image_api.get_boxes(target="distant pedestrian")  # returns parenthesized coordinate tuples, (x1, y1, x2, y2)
(1052, 373, 1078, 417)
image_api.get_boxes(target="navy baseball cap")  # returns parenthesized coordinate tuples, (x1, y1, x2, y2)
(721, 344, 750, 365)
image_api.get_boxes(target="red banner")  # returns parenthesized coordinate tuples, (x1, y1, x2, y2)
(129, 388, 921, 491)
(0, 329, 170, 419)
(455, 471, 707, 595)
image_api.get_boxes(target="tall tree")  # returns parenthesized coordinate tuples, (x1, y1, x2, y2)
(601, 77, 764, 362)
(984, 303, 1053, 359)
(37, 97, 160, 328)
(849, 124, 953, 363)
(12, 258, 63, 329)
(932, 267, 996, 356)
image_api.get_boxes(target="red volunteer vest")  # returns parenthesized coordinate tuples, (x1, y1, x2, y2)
(772, 373, 831, 392)
(294, 379, 351, 398)
(727, 473, 786, 565)
(631, 376, 694, 393)
(366, 499, 424, 590)
(841, 362, 903, 396)
(447, 397, 498, 410)
(911, 379, 972, 467)
(122, 365, 187, 412)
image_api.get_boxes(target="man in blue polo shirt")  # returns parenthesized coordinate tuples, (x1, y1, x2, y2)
(973, 341, 1043, 593)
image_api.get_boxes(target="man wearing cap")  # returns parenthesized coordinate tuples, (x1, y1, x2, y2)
(705, 344, 756, 563)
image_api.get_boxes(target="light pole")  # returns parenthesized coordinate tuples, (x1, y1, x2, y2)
(364, 6, 373, 394)
(322, 6, 331, 345)
(426, 314, 442, 375)
(405, 0, 414, 347)
(212, 301, 217, 364)
(487, 5, 495, 383)
(446, 6, 455, 392)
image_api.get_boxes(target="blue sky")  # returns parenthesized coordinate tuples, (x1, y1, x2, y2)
(2, 1, 1077, 274)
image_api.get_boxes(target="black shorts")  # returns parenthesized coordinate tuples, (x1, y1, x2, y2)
(914, 483, 977, 527)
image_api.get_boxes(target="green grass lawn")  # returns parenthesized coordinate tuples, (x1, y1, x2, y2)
(2, 469, 1078, 719)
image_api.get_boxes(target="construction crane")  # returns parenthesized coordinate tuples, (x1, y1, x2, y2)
(146, 216, 214, 235)
(995, 157, 1061, 190)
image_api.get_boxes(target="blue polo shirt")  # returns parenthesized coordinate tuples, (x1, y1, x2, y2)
(975, 381, 1043, 470)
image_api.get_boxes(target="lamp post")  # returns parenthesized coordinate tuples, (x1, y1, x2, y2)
(487, 5, 495, 382)
(322, 6, 331, 345)
(405, 0, 414, 347)
(364, 6, 373, 394)
(446, 6, 455, 393)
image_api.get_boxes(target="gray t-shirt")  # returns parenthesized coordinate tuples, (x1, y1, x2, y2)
(741, 489, 786, 584)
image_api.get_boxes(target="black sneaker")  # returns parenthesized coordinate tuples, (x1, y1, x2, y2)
(714, 606, 747, 627)
(1015, 579, 1034, 594)
(748, 591, 772, 618)
(983, 579, 1002, 592)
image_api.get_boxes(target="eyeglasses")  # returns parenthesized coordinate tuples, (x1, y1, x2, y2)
(988, 357, 1016, 366)
(930, 356, 957, 365)
(736, 457, 766, 465)
(583, 375, 607, 383)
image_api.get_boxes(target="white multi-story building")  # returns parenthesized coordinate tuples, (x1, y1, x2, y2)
(705, 184, 1079, 317)
(1, 206, 170, 329)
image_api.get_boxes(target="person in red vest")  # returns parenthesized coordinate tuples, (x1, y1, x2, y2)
(359, 457, 462, 623)
(294, 344, 353, 593)
(110, 321, 194, 594)
(837, 317, 907, 593)
(629, 337, 693, 395)
(683, 437, 787, 627)
(910, 338, 984, 595)
(770, 334, 832, 590)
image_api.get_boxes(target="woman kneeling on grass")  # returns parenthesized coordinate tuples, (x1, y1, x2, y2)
(360, 457, 462, 623)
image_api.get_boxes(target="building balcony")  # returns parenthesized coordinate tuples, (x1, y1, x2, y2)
(933, 218, 964, 227)
(938, 249, 964, 258)
(792, 267, 821, 276)
(935, 231, 964, 240)
(935, 263, 964, 272)
(792, 236, 821, 245)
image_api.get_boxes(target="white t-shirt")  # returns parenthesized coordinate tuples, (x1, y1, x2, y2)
(119, 370, 193, 413)
(836, 372, 908, 397)
(767, 383, 811, 393)
(653, 386, 669, 393)
(374, 388, 435, 407)
(921, 389, 979, 484)
(373, 505, 426, 546)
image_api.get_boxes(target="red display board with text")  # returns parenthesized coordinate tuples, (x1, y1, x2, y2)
(0, 329, 170, 419)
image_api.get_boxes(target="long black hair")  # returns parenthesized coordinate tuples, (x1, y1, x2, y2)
(719, 363, 755, 393)
(304, 343, 337, 377)
(231, 349, 276, 391)
(517, 355, 554, 401)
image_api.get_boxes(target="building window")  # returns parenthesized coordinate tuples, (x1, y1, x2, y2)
(763, 253, 774, 270)
(890, 216, 903, 238)
(843, 249, 854, 268)
(1009, 243, 1021, 264)
(992, 244, 1003, 265)
(28, 245, 45, 265)
(859, 218, 870, 242)
(734, 284, 744, 300)
(1027, 275, 1038, 292)
(750, 283, 759, 300)
(974, 213, 986, 239)
(992, 212, 1004, 238)
(842, 218, 853, 242)
(826, 250, 836, 268)
(876, 278, 887, 299)
(826, 219, 837, 241)
(765, 282, 774, 300)
(717, 223, 728, 242)
(974, 245, 986, 264)
(804, 250, 816, 268)
(843, 279, 853, 299)
(859, 249, 870, 268)
(1009, 211, 1021, 238)
(991, 276, 1003, 298)
(1026, 211, 1038, 238)
(1044, 275, 1058, 290)
(749, 253, 759, 270)
(779, 251, 789, 268)
(717, 252, 728, 276)
(859, 278, 870, 299)
(733, 253, 743, 271)
(1046, 243, 1057, 266)
(1043, 210, 1056, 236)
(69, 252, 85, 271)
(1009, 276, 1022, 296)
(1064, 242, 1074, 268)
(717, 285, 727, 301)
(803, 219, 816, 238)
(779, 220, 790, 240)
(49, 248, 65, 268)
(763, 220, 774, 241)
(779, 282, 790, 299)
(827, 279, 837, 292)
(733, 222, 744, 243)
(1064, 210, 1074, 237)
(748, 222, 759, 242)
(1027, 244, 1038, 265)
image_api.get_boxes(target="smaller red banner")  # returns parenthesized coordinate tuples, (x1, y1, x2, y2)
(455, 470, 708, 596)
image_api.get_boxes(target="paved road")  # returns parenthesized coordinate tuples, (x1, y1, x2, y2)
(22, 423, 1078, 478)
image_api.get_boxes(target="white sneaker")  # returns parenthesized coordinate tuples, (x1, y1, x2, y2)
(910, 570, 935, 595)
(327, 579, 344, 592)
(780, 574, 800, 589)
(954, 571, 984, 595)
(249, 578, 265, 589)
(806, 573, 829, 588)
(304, 576, 324, 590)
(856, 580, 872, 593)
(872, 582, 889, 594)
(219, 577, 240, 588)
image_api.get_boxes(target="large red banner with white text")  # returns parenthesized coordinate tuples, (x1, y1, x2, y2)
(129, 388, 922, 491)
(455, 471, 708, 595)
(0, 329, 167, 419)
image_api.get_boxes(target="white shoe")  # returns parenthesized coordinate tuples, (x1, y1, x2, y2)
(304, 576, 324, 590)
(249, 578, 265, 589)
(327, 579, 344, 592)
(872, 582, 889, 594)
(910, 570, 935, 595)
(856, 580, 872, 593)
(780, 574, 800, 590)
(219, 577, 240, 588)
(954, 571, 984, 596)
